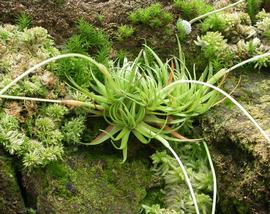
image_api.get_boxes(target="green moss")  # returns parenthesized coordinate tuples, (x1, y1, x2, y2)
(174, 0, 213, 20)
(129, 3, 172, 28)
(47, 162, 70, 178)
(146, 144, 213, 213)
(117, 25, 134, 41)
(200, 72, 270, 213)
(54, 0, 65, 6)
(95, 14, 105, 24)
(56, 18, 111, 85)
(23, 148, 154, 213)
(62, 116, 86, 144)
(116, 49, 128, 63)
(264, 28, 270, 41)
(200, 14, 227, 33)
(247, 0, 263, 23)
(15, 13, 32, 31)
(41, 104, 68, 122)
(0, 153, 25, 213)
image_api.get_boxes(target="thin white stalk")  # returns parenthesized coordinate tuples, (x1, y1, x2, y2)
(0, 94, 63, 103)
(0, 53, 107, 95)
(161, 80, 270, 144)
(0, 94, 104, 110)
(226, 52, 270, 73)
(154, 134, 200, 214)
(208, 52, 270, 86)
(189, 0, 245, 24)
(203, 141, 217, 214)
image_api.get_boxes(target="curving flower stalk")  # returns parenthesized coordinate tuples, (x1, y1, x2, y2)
(203, 141, 217, 214)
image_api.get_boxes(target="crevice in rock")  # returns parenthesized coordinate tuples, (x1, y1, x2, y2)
(14, 164, 37, 211)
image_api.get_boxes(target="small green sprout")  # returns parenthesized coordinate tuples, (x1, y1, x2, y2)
(247, 0, 263, 23)
(117, 25, 134, 41)
(15, 13, 32, 31)
(54, 0, 65, 6)
(95, 14, 105, 24)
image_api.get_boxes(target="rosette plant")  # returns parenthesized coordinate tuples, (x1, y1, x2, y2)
(1, 40, 270, 214)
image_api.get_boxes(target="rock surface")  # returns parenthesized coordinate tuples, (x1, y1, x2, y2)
(0, 149, 25, 214)
(21, 146, 154, 214)
(201, 71, 270, 213)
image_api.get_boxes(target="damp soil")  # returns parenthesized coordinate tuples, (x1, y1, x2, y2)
(0, 0, 180, 58)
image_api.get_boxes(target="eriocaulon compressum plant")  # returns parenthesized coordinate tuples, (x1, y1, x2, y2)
(1, 49, 270, 214)
(178, 0, 245, 35)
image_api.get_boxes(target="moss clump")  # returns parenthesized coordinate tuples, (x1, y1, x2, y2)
(117, 25, 134, 41)
(196, 8, 270, 70)
(22, 148, 154, 213)
(0, 25, 89, 168)
(195, 31, 233, 70)
(200, 14, 228, 33)
(129, 3, 173, 28)
(174, 0, 213, 20)
(62, 116, 86, 144)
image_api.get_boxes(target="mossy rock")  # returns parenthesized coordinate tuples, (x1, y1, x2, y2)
(0, 149, 25, 214)
(21, 146, 154, 213)
(201, 70, 270, 213)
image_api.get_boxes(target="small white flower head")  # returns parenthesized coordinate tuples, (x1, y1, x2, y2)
(179, 19, 192, 35)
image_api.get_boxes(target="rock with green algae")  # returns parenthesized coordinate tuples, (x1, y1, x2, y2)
(21, 146, 155, 214)
(201, 71, 270, 214)
(0, 149, 25, 214)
